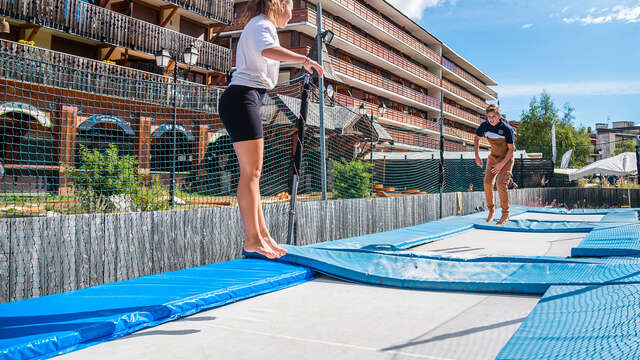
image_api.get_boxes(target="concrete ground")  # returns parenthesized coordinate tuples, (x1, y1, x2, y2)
(59, 276, 539, 360)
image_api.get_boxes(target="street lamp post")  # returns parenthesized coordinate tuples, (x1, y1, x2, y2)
(359, 102, 386, 192)
(155, 45, 199, 207)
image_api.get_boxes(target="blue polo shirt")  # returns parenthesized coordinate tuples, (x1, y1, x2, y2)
(476, 119, 515, 144)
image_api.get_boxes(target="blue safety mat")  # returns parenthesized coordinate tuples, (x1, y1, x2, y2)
(271, 245, 640, 295)
(496, 284, 640, 360)
(472, 219, 608, 232)
(572, 223, 640, 257)
(0, 259, 315, 360)
(306, 220, 473, 250)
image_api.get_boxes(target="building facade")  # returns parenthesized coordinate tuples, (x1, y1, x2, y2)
(595, 122, 639, 160)
(0, 0, 234, 193)
(219, 0, 498, 152)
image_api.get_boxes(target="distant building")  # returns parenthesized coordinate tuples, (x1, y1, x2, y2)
(595, 122, 639, 159)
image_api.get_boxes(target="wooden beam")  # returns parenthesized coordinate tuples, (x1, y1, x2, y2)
(160, 6, 179, 28)
(210, 24, 224, 43)
(101, 46, 116, 61)
(26, 26, 41, 42)
(123, 48, 129, 67)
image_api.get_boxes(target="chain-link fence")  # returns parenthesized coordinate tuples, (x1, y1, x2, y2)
(6, 36, 637, 302)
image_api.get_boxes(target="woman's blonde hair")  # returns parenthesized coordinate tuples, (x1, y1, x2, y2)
(244, 0, 287, 24)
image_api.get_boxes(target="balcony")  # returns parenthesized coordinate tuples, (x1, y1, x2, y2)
(0, 39, 222, 113)
(0, 0, 231, 73)
(162, 0, 234, 25)
(325, 0, 441, 65)
(443, 103, 482, 126)
(442, 78, 487, 110)
(305, 9, 440, 88)
(334, 93, 489, 147)
(443, 57, 498, 99)
(331, 56, 441, 112)
(385, 129, 467, 152)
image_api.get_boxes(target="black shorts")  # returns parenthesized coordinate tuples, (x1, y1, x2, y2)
(218, 85, 266, 143)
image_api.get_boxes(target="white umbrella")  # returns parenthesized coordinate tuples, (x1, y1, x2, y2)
(568, 152, 637, 181)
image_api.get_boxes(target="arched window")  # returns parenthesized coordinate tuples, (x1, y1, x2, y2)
(0, 102, 54, 166)
(150, 123, 194, 174)
(76, 114, 135, 165)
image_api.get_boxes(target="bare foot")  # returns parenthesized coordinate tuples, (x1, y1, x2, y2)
(496, 215, 509, 225)
(243, 236, 279, 259)
(262, 233, 287, 257)
(486, 210, 494, 223)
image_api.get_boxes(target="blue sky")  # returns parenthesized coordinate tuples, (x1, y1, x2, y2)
(387, 0, 640, 130)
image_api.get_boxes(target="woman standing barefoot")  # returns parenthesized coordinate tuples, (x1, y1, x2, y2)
(218, 0, 323, 259)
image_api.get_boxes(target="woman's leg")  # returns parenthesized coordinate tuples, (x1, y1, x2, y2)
(233, 139, 279, 259)
(257, 203, 287, 256)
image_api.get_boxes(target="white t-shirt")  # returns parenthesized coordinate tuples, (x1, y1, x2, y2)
(230, 14, 280, 90)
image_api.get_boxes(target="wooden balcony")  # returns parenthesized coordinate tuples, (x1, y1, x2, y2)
(331, 56, 441, 111)
(0, 39, 222, 114)
(163, 0, 234, 25)
(442, 78, 487, 109)
(0, 0, 231, 73)
(442, 57, 498, 99)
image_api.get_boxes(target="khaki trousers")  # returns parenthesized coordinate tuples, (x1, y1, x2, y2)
(484, 138, 514, 217)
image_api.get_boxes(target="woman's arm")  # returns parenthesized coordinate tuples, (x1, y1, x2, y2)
(262, 46, 324, 77)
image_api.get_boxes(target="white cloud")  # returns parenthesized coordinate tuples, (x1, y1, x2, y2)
(386, 0, 455, 20)
(561, 6, 570, 13)
(522, 23, 533, 28)
(497, 81, 640, 97)
(563, 5, 640, 24)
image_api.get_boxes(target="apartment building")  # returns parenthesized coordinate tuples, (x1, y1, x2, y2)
(0, 0, 233, 192)
(219, 0, 498, 152)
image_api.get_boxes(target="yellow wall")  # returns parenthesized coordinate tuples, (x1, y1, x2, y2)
(21, 27, 52, 50)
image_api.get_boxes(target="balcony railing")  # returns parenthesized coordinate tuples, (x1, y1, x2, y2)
(442, 78, 486, 109)
(444, 103, 481, 125)
(303, 9, 441, 88)
(385, 128, 467, 152)
(163, 0, 234, 25)
(0, 0, 231, 73)
(442, 57, 497, 98)
(331, 56, 441, 110)
(0, 39, 222, 113)
(334, 93, 488, 146)
(329, 0, 441, 64)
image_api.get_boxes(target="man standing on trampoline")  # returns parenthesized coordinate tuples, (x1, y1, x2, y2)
(218, 0, 323, 259)
(474, 104, 515, 225)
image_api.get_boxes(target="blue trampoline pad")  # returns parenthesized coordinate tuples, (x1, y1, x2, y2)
(273, 245, 640, 295)
(572, 223, 640, 257)
(497, 284, 640, 360)
(0, 259, 314, 360)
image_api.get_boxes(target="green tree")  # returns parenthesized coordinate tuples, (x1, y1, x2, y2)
(615, 139, 636, 155)
(516, 92, 592, 167)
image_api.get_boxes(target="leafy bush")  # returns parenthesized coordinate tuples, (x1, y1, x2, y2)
(65, 144, 170, 211)
(330, 159, 373, 199)
(67, 144, 139, 197)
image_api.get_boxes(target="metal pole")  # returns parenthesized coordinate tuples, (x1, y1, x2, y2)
(439, 90, 444, 218)
(288, 74, 311, 245)
(170, 56, 178, 207)
(370, 112, 374, 189)
(316, 2, 327, 201)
